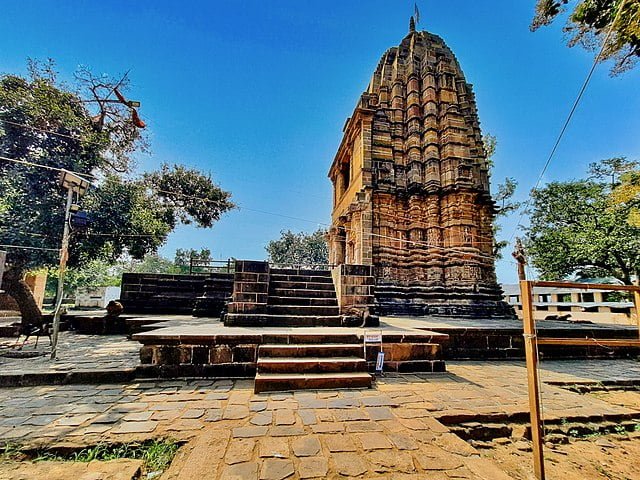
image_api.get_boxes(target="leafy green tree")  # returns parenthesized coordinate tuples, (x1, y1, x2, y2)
(174, 248, 212, 273)
(265, 228, 329, 266)
(531, 0, 639, 74)
(0, 61, 234, 328)
(493, 177, 520, 259)
(483, 134, 521, 258)
(525, 158, 640, 284)
(128, 253, 178, 275)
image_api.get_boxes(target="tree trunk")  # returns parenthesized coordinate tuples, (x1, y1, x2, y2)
(2, 267, 42, 330)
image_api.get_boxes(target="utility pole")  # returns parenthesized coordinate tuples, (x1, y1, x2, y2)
(512, 237, 527, 281)
(0, 250, 6, 291)
(50, 170, 89, 360)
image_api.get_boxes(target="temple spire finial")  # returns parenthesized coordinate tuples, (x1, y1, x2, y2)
(409, 15, 416, 33)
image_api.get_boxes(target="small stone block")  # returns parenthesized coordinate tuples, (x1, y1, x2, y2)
(291, 436, 321, 457)
(259, 458, 294, 480)
(298, 457, 328, 479)
(233, 426, 269, 438)
(358, 432, 393, 450)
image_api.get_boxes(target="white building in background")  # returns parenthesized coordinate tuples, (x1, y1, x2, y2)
(75, 286, 121, 309)
(502, 283, 636, 326)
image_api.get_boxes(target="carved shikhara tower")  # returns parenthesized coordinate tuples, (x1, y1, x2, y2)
(327, 23, 512, 317)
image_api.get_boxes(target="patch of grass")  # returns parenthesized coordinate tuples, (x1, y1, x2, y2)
(614, 425, 627, 435)
(0, 443, 25, 462)
(143, 440, 180, 472)
(564, 421, 637, 439)
(32, 440, 180, 472)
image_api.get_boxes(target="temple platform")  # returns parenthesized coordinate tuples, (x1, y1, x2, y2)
(132, 318, 448, 391)
(385, 315, 640, 360)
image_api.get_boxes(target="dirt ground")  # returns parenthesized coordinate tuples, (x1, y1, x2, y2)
(485, 433, 640, 480)
(0, 458, 143, 480)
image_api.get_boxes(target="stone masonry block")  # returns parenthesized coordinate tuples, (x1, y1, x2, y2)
(342, 264, 373, 276)
(234, 272, 259, 282)
(382, 343, 442, 361)
(235, 260, 269, 274)
(191, 346, 209, 364)
(234, 272, 269, 283)
(345, 276, 375, 286)
(210, 345, 232, 363)
(139, 345, 154, 364)
(344, 285, 372, 296)
(233, 344, 257, 363)
(237, 282, 269, 294)
(227, 302, 266, 314)
(154, 345, 190, 365)
(233, 293, 258, 303)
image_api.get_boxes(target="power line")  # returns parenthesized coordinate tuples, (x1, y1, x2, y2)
(0, 118, 96, 145)
(154, 187, 501, 262)
(0, 155, 95, 181)
(1, 156, 507, 266)
(0, 244, 58, 252)
(507, 0, 628, 243)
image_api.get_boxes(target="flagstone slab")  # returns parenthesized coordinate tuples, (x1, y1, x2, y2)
(291, 436, 321, 457)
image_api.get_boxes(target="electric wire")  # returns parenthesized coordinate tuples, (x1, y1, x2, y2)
(0, 118, 98, 145)
(0, 155, 95, 180)
(2, 154, 519, 266)
(519, 5, 630, 454)
(507, 0, 628, 243)
(0, 244, 58, 252)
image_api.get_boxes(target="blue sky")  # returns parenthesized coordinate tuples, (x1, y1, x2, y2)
(1, 1, 639, 284)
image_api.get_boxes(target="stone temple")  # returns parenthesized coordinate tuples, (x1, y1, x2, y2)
(327, 19, 512, 317)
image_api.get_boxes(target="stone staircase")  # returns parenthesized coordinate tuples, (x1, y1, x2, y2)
(192, 273, 234, 317)
(265, 269, 342, 326)
(254, 334, 372, 393)
(224, 268, 344, 327)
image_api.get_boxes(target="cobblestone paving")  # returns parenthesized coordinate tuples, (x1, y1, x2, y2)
(0, 360, 639, 479)
(0, 332, 139, 374)
(444, 361, 640, 421)
(538, 358, 640, 382)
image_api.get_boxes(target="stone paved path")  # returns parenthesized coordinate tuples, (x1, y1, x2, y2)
(0, 360, 639, 479)
(0, 332, 139, 374)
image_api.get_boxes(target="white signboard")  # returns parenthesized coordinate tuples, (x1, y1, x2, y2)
(364, 330, 383, 344)
(375, 351, 385, 372)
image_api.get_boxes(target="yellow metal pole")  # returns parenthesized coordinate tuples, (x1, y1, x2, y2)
(520, 279, 546, 480)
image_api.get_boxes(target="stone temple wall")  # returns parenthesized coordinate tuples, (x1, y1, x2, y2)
(328, 25, 513, 317)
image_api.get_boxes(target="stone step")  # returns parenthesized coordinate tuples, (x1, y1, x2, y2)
(269, 281, 336, 291)
(254, 372, 372, 393)
(266, 305, 340, 316)
(224, 314, 343, 327)
(259, 343, 364, 358)
(257, 357, 366, 374)
(270, 273, 334, 284)
(271, 268, 332, 277)
(270, 288, 337, 299)
(268, 296, 338, 306)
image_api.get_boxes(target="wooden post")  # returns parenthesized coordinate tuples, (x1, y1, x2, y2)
(520, 279, 546, 480)
(633, 290, 640, 340)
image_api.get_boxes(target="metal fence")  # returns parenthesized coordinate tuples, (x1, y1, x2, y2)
(188, 258, 235, 275)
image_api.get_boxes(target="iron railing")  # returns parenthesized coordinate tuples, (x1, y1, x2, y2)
(188, 258, 235, 275)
